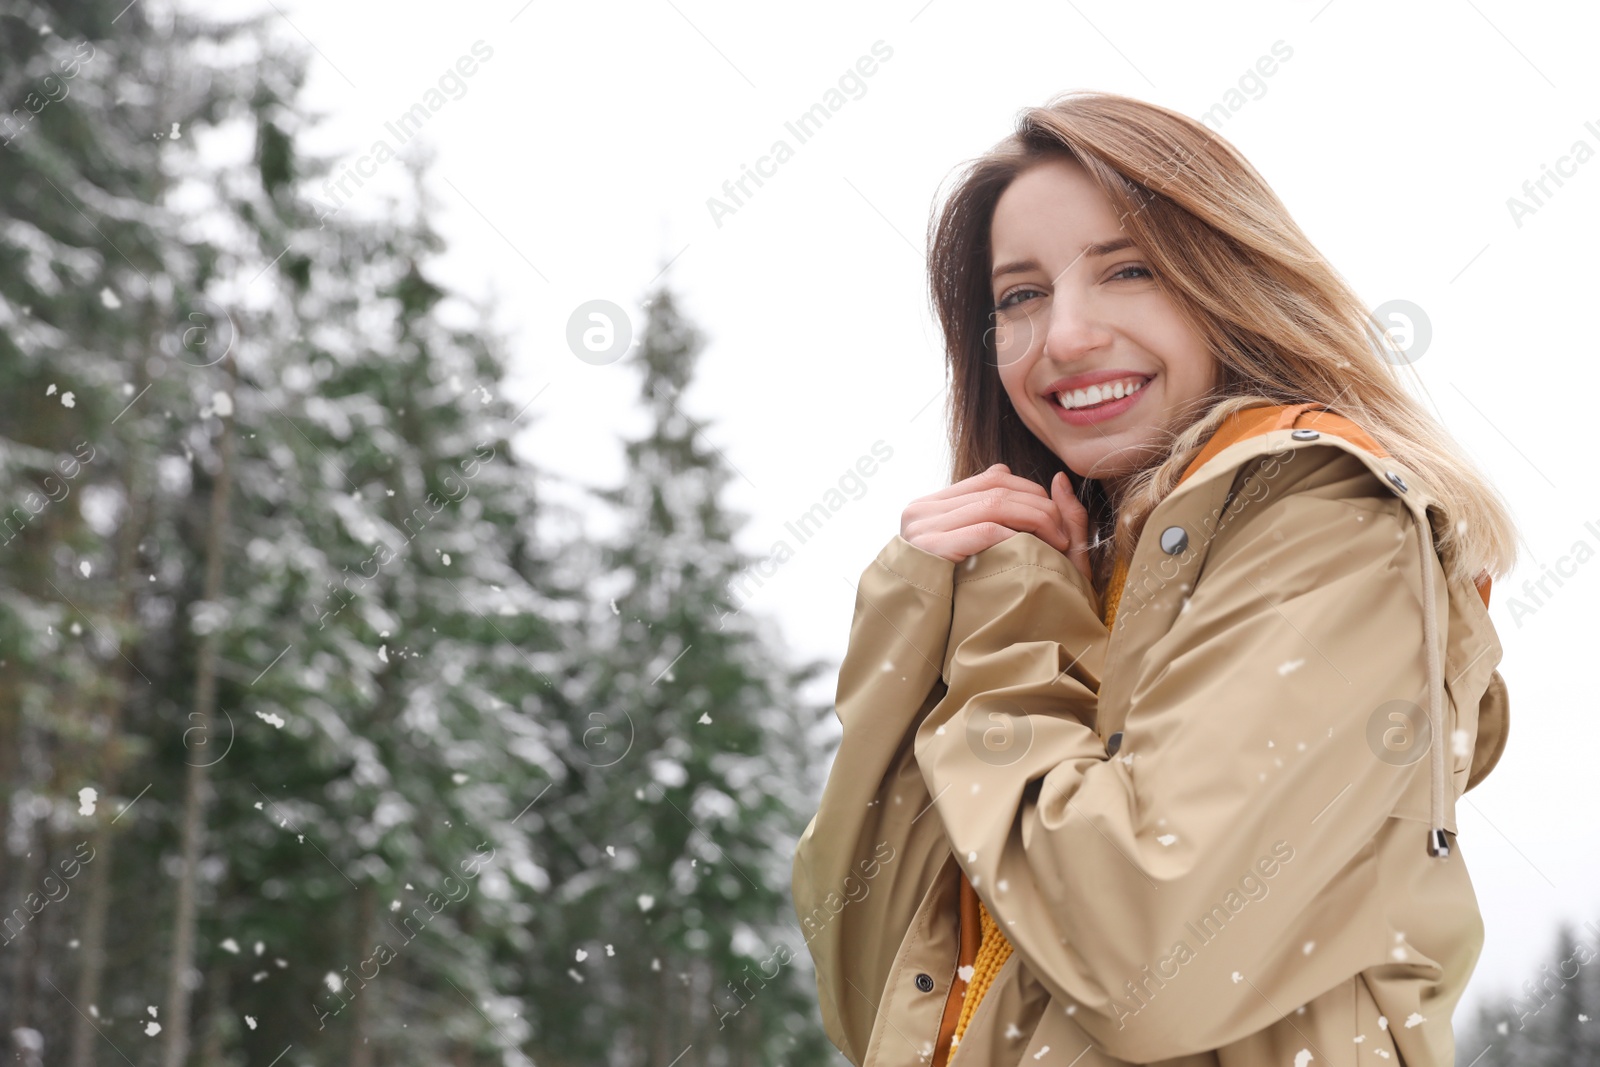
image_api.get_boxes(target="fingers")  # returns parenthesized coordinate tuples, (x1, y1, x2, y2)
(901, 464, 1096, 567)
(1051, 471, 1094, 585)
(912, 522, 1029, 563)
(910, 491, 1073, 556)
(917, 463, 1049, 502)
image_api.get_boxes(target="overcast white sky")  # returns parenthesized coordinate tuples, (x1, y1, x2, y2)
(198, 0, 1599, 1030)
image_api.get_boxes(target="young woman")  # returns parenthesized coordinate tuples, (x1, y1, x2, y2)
(791, 91, 1517, 1067)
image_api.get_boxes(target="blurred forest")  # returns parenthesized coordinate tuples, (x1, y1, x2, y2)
(0, 1, 841, 1063)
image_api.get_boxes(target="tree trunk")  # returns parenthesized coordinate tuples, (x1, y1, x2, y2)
(350, 882, 376, 1067)
(68, 340, 155, 1067)
(160, 354, 238, 1067)
(197, 964, 229, 1067)
(7, 810, 45, 1052)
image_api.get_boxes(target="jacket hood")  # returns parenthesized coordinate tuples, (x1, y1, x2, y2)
(1175, 401, 1510, 853)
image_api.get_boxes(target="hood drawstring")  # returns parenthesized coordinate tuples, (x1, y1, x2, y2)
(1415, 506, 1451, 859)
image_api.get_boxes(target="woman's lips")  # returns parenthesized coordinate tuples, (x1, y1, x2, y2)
(1047, 375, 1152, 426)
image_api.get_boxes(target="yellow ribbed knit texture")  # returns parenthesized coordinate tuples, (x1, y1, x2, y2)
(950, 551, 1129, 1047)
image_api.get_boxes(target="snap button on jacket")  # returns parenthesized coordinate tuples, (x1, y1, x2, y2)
(792, 403, 1509, 1067)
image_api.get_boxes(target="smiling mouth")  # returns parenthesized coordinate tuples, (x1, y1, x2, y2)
(1051, 375, 1151, 412)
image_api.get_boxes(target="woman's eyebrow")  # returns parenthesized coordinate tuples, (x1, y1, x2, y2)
(991, 237, 1138, 281)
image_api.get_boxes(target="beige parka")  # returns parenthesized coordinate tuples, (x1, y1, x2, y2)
(791, 402, 1510, 1067)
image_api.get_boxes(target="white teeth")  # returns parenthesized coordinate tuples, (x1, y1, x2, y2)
(1055, 377, 1146, 411)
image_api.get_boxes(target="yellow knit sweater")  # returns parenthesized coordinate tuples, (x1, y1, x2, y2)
(950, 550, 1130, 1047)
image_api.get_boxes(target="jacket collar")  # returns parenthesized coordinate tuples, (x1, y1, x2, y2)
(1178, 401, 1492, 609)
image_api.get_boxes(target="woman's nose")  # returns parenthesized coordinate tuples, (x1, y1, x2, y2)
(1043, 297, 1113, 363)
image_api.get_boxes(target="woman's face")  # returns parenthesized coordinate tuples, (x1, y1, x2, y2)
(988, 156, 1219, 489)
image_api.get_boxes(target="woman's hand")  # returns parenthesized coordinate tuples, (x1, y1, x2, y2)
(901, 463, 1092, 584)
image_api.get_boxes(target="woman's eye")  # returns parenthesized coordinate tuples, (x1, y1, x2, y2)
(994, 287, 1044, 310)
(1112, 264, 1153, 281)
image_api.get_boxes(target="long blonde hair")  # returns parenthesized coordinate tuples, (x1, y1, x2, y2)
(927, 90, 1519, 592)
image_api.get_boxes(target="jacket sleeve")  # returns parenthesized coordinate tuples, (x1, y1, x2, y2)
(791, 533, 962, 1064)
(913, 479, 1442, 1062)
